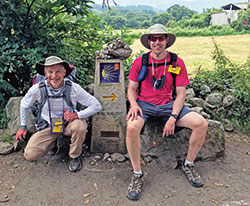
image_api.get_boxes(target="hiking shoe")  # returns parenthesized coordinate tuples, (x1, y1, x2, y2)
(48, 144, 59, 156)
(48, 137, 61, 156)
(182, 161, 204, 187)
(68, 156, 82, 172)
(127, 173, 144, 201)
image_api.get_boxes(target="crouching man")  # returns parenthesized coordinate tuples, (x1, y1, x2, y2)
(15, 56, 102, 172)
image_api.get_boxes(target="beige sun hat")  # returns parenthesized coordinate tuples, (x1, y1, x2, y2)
(35, 56, 72, 76)
(140, 24, 176, 50)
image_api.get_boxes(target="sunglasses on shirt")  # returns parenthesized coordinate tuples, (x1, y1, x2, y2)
(149, 35, 166, 42)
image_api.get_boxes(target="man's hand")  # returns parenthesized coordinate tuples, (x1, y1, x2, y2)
(162, 117, 176, 137)
(64, 110, 78, 122)
(126, 104, 143, 121)
(15, 128, 27, 141)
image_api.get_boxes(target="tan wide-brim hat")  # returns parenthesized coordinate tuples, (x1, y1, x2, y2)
(140, 24, 176, 50)
(35, 56, 72, 76)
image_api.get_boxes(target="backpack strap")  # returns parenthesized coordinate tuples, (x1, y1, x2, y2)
(171, 73, 177, 99)
(142, 52, 150, 66)
(38, 81, 48, 113)
(64, 80, 75, 113)
(137, 52, 150, 95)
(33, 81, 49, 131)
(169, 52, 178, 99)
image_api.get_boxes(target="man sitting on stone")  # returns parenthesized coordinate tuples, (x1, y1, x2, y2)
(126, 24, 208, 200)
(15, 56, 102, 172)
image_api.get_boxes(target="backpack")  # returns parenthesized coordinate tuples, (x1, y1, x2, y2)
(31, 65, 76, 131)
(137, 52, 178, 98)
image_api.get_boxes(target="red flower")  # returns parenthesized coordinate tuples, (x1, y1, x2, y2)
(243, 20, 248, 24)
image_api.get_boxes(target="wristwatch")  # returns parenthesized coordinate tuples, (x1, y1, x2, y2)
(170, 114, 178, 119)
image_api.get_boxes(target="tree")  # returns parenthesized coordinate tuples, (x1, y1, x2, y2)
(0, 0, 115, 111)
(125, 11, 151, 29)
(167, 4, 196, 21)
(96, 7, 154, 29)
(152, 12, 174, 25)
(111, 16, 126, 29)
(99, 9, 122, 27)
(169, 8, 216, 29)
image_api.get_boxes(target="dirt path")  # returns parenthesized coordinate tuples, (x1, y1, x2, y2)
(0, 132, 250, 206)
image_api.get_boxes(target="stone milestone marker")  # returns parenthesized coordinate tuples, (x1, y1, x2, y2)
(91, 59, 127, 153)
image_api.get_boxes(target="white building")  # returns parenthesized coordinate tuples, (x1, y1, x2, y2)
(210, 2, 249, 25)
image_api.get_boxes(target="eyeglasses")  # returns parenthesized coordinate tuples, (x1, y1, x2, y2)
(149, 35, 166, 42)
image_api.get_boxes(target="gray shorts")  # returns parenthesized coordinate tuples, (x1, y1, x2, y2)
(137, 100, 192, 124)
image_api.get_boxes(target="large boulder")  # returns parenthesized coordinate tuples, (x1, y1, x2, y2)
(140, 118, 225, 166)
(5, 97, 36, 136)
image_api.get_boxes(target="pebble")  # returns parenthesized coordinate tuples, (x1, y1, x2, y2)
(0, 194, 9, 203)
(90, 161, 96, 166)
(103, 153, 110, 161)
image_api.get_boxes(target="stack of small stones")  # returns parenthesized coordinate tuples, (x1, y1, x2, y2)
(95, 37, 132, 60)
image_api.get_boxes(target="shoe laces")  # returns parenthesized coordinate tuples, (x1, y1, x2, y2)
(129, 174, 143, 191)
(185, 164, 200, 179)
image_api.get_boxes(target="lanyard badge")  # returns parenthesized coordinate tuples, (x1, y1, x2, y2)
(45, 83, 66, 134)
(50, 117, 65, 134)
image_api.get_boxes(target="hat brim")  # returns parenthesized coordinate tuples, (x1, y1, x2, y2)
(140, 33, 176, 50)
(35, 62, 73, 77)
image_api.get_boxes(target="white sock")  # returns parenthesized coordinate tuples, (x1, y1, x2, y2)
(133, 170, 143, 175)
(185, 159, 194, 166)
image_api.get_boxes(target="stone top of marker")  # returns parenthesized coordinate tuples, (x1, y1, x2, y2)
(95, 37, 132, 60)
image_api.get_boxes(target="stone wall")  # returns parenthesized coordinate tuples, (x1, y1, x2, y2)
(4, 88, 226, 164)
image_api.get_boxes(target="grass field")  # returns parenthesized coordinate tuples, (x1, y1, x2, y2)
(130, 34, 250, 75)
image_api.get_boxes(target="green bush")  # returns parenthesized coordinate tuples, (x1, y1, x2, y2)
(230, 8, 250, 32)
(189, 39, 250, 132)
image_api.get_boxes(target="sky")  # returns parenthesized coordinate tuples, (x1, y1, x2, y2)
(93, 0, 247, 12)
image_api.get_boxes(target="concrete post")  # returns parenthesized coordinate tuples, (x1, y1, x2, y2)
(91, 59, 127, 153)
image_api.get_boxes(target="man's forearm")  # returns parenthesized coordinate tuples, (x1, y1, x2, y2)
(172, 93, 186, 116)
(20, 106, 30, 126)
(127, 87, 138, 106)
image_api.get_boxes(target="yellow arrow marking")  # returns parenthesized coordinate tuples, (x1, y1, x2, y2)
(103, 93, 117, 102)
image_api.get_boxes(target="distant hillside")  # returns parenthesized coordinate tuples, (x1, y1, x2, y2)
(91, 4, 154, 12)
(92, 0, 248, 13)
